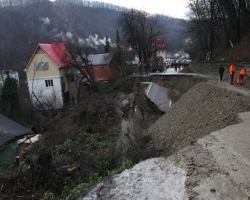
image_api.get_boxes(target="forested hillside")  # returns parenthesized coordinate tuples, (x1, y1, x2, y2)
(0, 0, 185, 75)
(184, 0, 250, 61)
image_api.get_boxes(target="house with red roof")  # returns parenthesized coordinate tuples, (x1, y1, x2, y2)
(86, 53, 121, 82)
(155, 36, 167, 59)
(24, 43, 76, 110)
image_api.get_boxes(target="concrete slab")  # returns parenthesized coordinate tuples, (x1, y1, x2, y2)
(144, 82, 171, 112)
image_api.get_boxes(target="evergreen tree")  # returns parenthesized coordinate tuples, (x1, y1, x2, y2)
(116, 29, 120, 43)
(115, 29, 123, 69)
(0, 73, 21, 121)
(104, 36, 110, 53)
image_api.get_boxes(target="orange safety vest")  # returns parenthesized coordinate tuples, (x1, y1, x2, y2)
(229, 65, 236, 75)
(237, 69, 247, 84)
(239, 69, 247, 76)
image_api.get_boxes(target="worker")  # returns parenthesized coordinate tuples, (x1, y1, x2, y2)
(236, 68, 247, 85)
(219, 64, 225, 82)
(229, 63, 236, 85)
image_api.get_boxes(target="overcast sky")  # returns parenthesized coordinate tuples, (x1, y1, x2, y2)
(93, 0, 190, 19)
(49, 0, 189, 19)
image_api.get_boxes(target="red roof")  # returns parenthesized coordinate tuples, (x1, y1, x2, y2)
(25, 43, 75, 70)
(155, 37, 167, 51)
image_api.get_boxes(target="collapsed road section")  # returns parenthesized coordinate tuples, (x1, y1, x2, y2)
(78, 78, 250, 200)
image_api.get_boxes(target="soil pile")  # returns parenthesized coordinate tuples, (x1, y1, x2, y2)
(146, 80, 250, 157)
(179, 66, 194, 73)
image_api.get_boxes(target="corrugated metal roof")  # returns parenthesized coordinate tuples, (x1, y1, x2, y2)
(88, 53, 113, 65)
(39, 43, 75, 67)
(24, 43, 75, 70)
(0, 114, 32, 148)
(0, 131, 13, 148)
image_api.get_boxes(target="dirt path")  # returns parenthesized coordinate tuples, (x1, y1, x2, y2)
(172, 111, 250, 199)
(207, 79, 250, 96)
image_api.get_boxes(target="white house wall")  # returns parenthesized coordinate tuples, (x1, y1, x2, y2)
(157, 50, 166, 59)
(27, 76, 63, 110)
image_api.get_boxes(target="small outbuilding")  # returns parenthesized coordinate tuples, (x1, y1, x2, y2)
(0, 114, 33, 163)
(86, 53, 121, 82)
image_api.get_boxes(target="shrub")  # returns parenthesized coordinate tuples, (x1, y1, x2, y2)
(54, 139, 73, 154)
(43, 191, 58, 200)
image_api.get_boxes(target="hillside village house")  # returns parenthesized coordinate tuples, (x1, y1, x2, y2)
(150, 36, 167, 72)
(25, 43, 121, 110)
(25, 43, 76, 110)
(155, 36, 167, 60)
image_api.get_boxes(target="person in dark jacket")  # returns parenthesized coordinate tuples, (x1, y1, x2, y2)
(219, 64, 225, 82)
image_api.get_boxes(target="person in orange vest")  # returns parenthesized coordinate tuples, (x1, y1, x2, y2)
(229, 63, 236, 85)
(236, 68, 247, 85)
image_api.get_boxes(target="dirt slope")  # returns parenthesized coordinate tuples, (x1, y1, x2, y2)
(78, 77, 250, 199)
(146, 79, 250, 157)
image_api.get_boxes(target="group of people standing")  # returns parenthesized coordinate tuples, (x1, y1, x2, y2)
(219, 63, 248, 85)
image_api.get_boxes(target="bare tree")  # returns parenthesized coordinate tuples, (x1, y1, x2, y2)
(63, 42, 97, 90)
(118, 9, 165, 64)
(184, 0, 219, 59)
(184, 0, 250, 60)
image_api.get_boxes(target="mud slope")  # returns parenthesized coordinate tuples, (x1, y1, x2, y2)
(146, 80, 250, 157)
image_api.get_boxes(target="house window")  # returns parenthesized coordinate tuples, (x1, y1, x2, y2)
(45, 80, 53, 87)
(34, 62, 49, 71)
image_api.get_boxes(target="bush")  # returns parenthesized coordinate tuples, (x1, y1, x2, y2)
(66, 183, 89, 200)
(122, 64, 135, 75)
(43, 191, 58, 200)
(54, 139, 73, 154)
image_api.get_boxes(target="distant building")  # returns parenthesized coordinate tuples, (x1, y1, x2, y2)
(151, 36, 167, 71)
(85, 53, 121, 82)
(76, 53, 121, 97)
(155, 36, 167, 59)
